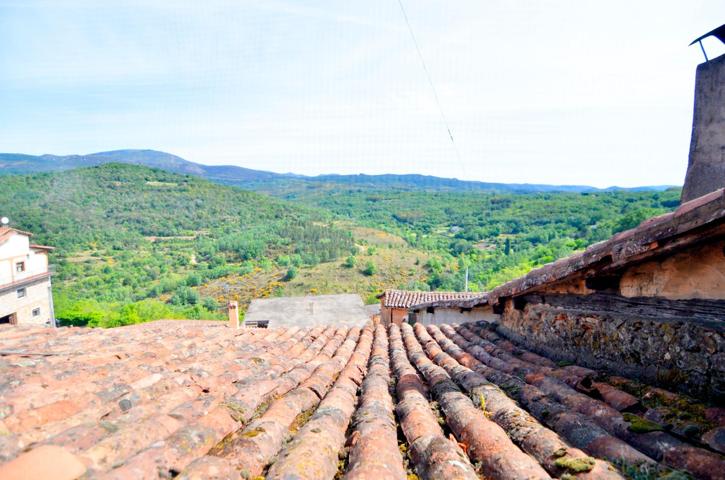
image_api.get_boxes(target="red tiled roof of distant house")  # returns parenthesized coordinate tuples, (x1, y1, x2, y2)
(0, 319, 722, 480)
(412, 293, 489, 310)
(378, 289, 482, 308)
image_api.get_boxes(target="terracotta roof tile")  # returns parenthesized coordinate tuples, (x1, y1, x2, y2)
(379, 289, 482, 308)
(0, 319, 721, 479)
(0, 445, 86, 480)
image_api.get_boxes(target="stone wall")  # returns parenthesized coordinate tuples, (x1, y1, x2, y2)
(496, 294, 724, 401)
(682, 53, 725, 202)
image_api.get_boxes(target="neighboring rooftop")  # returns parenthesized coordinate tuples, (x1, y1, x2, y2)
(0, 227, 33, 246)
(411, 292, 489, 310)
(487, 187, 725, 306)
(0, 320, 722, 480)
(378, 289, 481, 308)
(243, 293, 370, 328)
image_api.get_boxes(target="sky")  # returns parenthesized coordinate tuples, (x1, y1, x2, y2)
(1, 1, 724, 187)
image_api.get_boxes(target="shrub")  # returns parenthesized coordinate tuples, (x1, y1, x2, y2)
(361, 261, 377, 276)
(283, 266, 298, 281)
(171, 286, 200, 305)
(202, 296, 219, 311)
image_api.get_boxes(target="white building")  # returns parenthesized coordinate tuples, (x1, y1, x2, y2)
(409, 294, 499, 326)
(0, 226, 55, 326)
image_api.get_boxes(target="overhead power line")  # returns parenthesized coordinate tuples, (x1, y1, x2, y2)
(396, 0, 465, 173)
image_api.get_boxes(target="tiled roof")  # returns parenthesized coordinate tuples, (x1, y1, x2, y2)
(0, 227, 15, 246)
(379, 289, 481, 308)
(411, 292, 489, 310)
(0, 227, 33, 246)
(244, 294, 370, 328)
(489, 188, 725, 305)
(0, 320, 722, 480)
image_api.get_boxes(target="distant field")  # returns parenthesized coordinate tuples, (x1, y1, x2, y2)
(198, 224, 431, 309)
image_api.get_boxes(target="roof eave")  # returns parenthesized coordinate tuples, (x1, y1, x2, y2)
(489, 188, 725, 305)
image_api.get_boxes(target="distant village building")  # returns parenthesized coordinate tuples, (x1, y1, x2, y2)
(244, 293, 370, 328)
(377, 289, 481, 325)
(0, 226, 55, 326)
(409, 294, 496, 326)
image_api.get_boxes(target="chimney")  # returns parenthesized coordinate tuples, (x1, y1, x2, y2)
(227, 300, 239, 329)
(681, 51, 725, 202)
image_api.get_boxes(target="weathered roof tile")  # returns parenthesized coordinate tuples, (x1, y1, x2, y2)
(0, 445, 86, 480)
(379, 289, 482, 308)
(0, 318, 721, 479)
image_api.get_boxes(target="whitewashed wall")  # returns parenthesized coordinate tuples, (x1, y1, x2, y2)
(0, 231, 52, 325)
(0, 233, 49, 286)
(413, 306, 498, 326)
(0, 279, 52, 325)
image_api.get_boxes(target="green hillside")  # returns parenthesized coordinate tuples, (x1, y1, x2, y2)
(0, 164, 356, 326)
(274, 185, 683, 291)
(0, 163, 682, 328)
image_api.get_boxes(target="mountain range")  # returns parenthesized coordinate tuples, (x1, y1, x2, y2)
(0, 149, 676, 193)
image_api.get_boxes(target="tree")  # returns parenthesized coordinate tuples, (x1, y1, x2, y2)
(343, 255, 356, 268)
(202, 296, 219, 311)
(171, 286, 200, 305)
(283, 266, 298, 281)
(362, 261, 377, 276)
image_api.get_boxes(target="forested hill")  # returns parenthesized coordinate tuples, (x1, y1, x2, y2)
(275, 185, 683, 291)
(0, 162, 683, 329)
(0, 164, 355, 325)
(0, 149, 675, 193)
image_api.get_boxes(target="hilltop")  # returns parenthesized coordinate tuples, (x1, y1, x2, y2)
(0, 149, 675, 193)
(0, 149, 280, 182)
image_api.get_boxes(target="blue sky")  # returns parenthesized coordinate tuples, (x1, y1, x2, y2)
(1, 0, 724, 187)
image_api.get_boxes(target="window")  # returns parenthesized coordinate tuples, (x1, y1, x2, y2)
(16, 262, 25, 273)
(32, 308, 41, 317)
(17, 288, 26, 298)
